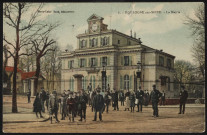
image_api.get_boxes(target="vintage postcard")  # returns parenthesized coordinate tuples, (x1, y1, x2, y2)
(2, 2, 205, 133)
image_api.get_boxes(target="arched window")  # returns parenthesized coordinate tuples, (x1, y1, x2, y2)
(124, 75, 129, 90)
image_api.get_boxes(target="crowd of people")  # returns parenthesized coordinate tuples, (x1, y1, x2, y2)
(31, 83, 188, 124)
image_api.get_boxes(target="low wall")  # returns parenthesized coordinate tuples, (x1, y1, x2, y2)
(148, 98, 205, 105)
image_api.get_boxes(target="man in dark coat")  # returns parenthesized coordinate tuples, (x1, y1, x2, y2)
(49, 90, 60, 123)
(67, 92, 76, 122)
(92, 89, 104, 121)
(33, 93, 43, 118)
(149, 85, 162, 117)
(60, 93, 67, 120)
(113, 89, 119, 111)
(27, 89, 31, 103)
(104, 91, 111, 113)
(179, 86, 188, 114)
(119, 90, 125, 106)
(136, 86, 144, 112)
(40, 87, 46, 113)
(160, 90, 166, 106)
(78, 90, 88, 122)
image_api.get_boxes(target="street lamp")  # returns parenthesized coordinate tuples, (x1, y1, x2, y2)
(136, 61, 142, 89)
(101, 61, 106, 92)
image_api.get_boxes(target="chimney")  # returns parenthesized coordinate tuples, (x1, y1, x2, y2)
(134, 32, 136, 38)
(130, 30, 132, 37)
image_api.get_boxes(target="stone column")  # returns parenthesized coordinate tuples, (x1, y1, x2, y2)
(31, 79, 35, 96)
(23, 80, 27, 93)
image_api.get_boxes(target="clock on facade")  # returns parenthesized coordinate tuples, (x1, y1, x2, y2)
(91, 22, 98, 32)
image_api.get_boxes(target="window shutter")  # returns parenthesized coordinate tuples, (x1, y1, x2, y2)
(101, 38, 103, 46)
(121, 56, 123, 66)
(85, 40, 87, 47)
(120, 75, 123, 90)
(100, 57, 102, 67)
(107, 37, 110, 45)
(129, 75, 132, 89)
(95, 58, 98, 66)
(68, 61, 70, 69)
(107, 57, 110, 66)
(89, 39, 91, 47)
(129, 56, 132, 65)
(88, 58, 91, 67)
(96, 38, 98, 46)
(78, 59, 80, 67)
(79, 40, 81, 49)
(84, 59, 87, 67)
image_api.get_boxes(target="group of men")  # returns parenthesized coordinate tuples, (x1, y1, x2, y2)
(32, 83, 188, 123)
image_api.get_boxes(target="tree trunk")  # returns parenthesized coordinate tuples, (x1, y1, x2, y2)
(12, 56, 18, 113)
(34, 57, 41, 95)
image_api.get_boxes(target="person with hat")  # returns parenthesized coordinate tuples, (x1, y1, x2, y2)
(149, 85, 162, 117)
(135, 86, 144, 112)
(92, 89, 104, 121)
(78, 89, 88, 122)
(48, 90, 60, 123)
(179, 85, 188, 114)
(129, 91, 135, 112)
(60, 93, 67, 120)
(67, 92, 76, 122)
(113, 89, 119, 111)
(27, 89, 31, 103)
(33, 93, 43, 118)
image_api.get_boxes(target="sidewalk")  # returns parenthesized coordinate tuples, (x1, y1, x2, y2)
(3, 103, 50, 123)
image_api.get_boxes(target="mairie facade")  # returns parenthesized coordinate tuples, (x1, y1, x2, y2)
(59, 14, 175, 97)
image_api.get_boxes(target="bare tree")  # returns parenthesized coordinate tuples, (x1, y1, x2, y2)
(31, 23, 59, 95)
(3, 45, 14, 93)
(3, 3, 44, 113)
(184, 4, 205, 80)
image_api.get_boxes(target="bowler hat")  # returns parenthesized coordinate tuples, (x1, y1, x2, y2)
(152, 85, 156, 87)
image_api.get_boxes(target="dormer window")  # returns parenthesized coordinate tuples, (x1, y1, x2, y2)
(91, 38, 97, 47)
(80, 40, 86, 48)
(118, 40, 120, 44)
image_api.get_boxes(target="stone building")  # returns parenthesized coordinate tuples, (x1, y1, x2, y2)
(59, 14, 175, 97)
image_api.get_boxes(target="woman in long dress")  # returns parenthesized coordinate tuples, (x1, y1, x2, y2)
(124, 90, 130, 111)
(33, 93, 43, 118)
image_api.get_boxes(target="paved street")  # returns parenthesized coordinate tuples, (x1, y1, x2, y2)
(3, 95, 205, 133)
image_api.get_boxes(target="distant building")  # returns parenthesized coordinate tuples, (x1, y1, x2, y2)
(59, 14, 175, 97)
(4, 66, 45, 96)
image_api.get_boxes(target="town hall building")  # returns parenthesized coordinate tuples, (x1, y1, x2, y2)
(59, 14, 175, 97)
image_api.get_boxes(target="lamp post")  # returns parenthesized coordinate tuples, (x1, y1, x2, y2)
(136, 61, 141, 90)
(101, 61, 106, 92)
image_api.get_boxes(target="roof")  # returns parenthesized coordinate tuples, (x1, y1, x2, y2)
(21, 72, 36, 80)
(5, 66, 23, 73)
(87, 14, 103, 21)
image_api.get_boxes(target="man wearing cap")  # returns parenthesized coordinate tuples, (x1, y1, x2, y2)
(78, 90, 88, 122)
(67, 92, 76, 122)
(149, 85, 162, 117)
(179, 86, 188, 114)
(49, 90, 60, 123)
(92, 89, 104, 121)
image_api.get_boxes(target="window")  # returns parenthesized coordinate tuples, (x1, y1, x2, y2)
(102, 57, 107, 66)
(124, 56, 129, 66)
(128, 41, 131, 45)
(167, 58, 171, 68)
(124, 75, 129, 90)
(118, 40, 120, 44)
(91, 58, 96, 67)
(159, 56, 164, 66)
(92, 38, 97, 47)
(80, 59, 85, 67)
(70, 60, 74, 69)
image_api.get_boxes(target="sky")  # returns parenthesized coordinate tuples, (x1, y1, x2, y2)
(3, 2, 204, 65)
